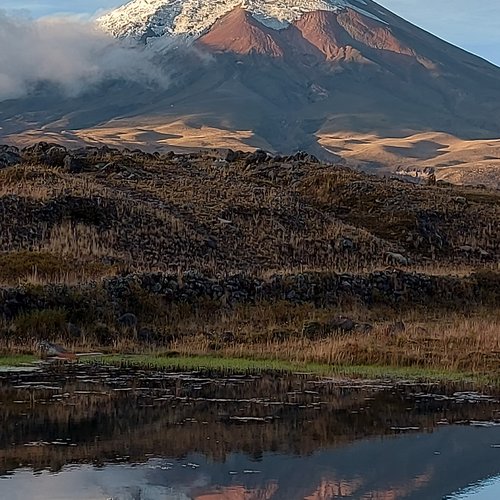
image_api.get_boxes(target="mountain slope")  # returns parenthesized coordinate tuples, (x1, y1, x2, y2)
(198, 8, 285, 57)
(1, 0, 500, 185)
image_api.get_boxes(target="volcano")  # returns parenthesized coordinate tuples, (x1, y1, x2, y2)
(2, 0, 500, 184)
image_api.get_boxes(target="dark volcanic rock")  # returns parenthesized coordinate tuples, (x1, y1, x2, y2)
(63, 155, 85, 173)
(329, 316, 356, 333)
(0, 145, 21, 168)
(22, 142, 68, 167)
(118, 313, 138, 328)
(245, 149, 270, 166)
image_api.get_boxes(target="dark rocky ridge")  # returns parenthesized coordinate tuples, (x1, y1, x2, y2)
(2, 268, 498, 318)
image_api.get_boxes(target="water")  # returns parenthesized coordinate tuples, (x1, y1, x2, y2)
(1, 364, 500, 499)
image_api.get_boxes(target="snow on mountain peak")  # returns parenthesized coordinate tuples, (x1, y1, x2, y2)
(98, 0, 385, 40)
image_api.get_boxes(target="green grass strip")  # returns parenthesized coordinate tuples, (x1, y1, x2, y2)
(82, 354, 489, 384)
(0, 355, 38, 367)
(0, 353, 493, 386)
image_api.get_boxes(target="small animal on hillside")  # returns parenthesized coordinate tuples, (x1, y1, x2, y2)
(38, 341, 77, 362)
(385, 252, 409, 267)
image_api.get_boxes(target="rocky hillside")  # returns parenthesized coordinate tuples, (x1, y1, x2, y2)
(0, 142, 499, 279)
(1, 142, 499, 351)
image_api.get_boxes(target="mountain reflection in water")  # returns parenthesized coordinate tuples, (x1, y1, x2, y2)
(0, 365, 500, 500)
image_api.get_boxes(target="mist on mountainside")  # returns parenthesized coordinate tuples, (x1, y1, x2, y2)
(0, 10, 177, 101)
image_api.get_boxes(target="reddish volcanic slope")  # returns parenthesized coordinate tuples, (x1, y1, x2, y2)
(198, 8, 420, 63)
(294, 10, 353, 60)
(198, 8, 284, 57)
(336, 9, 414, 56)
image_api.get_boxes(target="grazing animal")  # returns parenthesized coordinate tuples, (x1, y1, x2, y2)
(118, 313, 138, 329)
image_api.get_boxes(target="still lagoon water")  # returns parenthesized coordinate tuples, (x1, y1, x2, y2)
(1, 364, 499, 499)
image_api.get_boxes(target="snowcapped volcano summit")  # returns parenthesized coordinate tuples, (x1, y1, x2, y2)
(98, 0, 385, 39)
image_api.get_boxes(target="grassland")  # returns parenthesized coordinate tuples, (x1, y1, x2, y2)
(2, 308, 498, 382)
(0, 353, 487, 385)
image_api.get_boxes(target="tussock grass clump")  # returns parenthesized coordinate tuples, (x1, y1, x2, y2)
(0, 251, 115, 285)
(0, 252, 63, 282)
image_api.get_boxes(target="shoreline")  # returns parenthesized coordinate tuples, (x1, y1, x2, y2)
(1, 353, 496, 387)
(2, 309, 499, 385)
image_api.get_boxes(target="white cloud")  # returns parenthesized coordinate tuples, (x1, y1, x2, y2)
(1, 1, 123, 18)
(0, 11, 169, 101)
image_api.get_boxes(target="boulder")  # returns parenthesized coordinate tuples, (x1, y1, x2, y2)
(66, 323, 82, 339)
(221, 331, 236, 343)
(302, 320, 323, 339)
(45, 146, 68, 166)
(219, 149, 239, 163)
(2, 298, 22, 320)
(302, 317, 357, 339)
(354, 323, 374, 333)
(94, 322, 115, 345)
(63, 155, 84, 173)
(0, 145, 21, 168)
(21, 142, 68, 167)
(386, 252, 409, 267)
(138, 327, 155, 343)
(245, 149, 269, 166)
(329, 316, 356, 333)
(341, 238, 355, 251)
(292, 151, 320, 163)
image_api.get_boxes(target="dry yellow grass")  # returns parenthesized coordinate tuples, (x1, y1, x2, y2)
(318, 131, 500, 187)
(1, 146, 498, 378)
(1, 151, 498, 277)
(171, 317, 500, 373)
(2, 299, 499, 375)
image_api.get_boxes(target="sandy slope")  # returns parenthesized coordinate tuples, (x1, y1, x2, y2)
(318, 131, 500, 187)
(5, 118, 273, 153)
(73, 118, 273, 151)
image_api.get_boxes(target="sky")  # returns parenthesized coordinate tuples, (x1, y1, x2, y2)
(2, 0, 499, 66)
